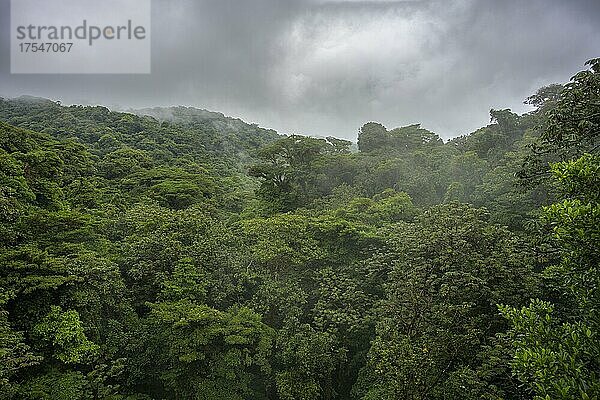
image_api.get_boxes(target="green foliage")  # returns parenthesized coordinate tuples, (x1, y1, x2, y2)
(249, 135, 341, 211)
(357, 122, 388, 152)
(502, 60, 600, 400)
(525, 84, 564, 112)
(354, 204, 537, 399)
(19, 369, 90, 400)
(1, 60, 598, 399)
(542, 58, 600, 156)
(332, 189, 417, 224)
(33, 306, 99, 364)
(500, 300, 599, 400)
(274, 325, 342, 400)
(132, 300, 274, 399)
(522, 58, 600, 183)
(0, 311, 41, 398)
(358, 122, 442, 153)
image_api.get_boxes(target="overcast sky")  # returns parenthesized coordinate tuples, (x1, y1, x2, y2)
(1, 0, 599, 140)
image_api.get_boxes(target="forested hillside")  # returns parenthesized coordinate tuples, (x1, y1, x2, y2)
(0, 59, 598, 399)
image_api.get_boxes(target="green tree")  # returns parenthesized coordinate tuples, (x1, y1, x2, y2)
(501, 59, 600, 400)
(130, 300, 274, 399)
(501, 155, 600, 400)
(357, 123, 389, 153)
(354, 204, 537, 400)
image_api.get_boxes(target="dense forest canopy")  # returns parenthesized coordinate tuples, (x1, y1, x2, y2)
(0, 59, 598, 399)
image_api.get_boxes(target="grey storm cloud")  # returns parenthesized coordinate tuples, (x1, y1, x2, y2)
(1, 0, 599, 140)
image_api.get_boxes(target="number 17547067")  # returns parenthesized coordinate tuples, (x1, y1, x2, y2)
(19, 42, 73, 52)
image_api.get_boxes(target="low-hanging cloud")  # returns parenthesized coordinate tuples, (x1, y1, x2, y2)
(0, 0, 599, 140)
